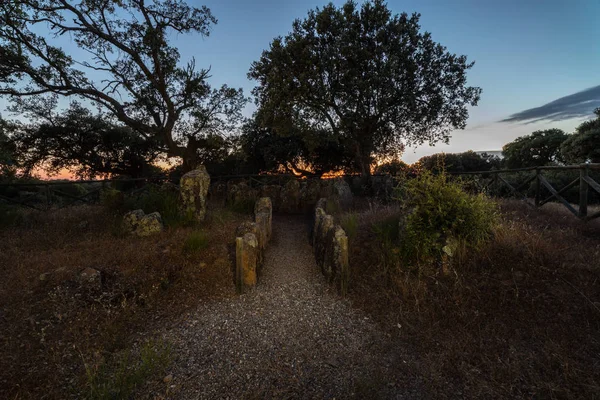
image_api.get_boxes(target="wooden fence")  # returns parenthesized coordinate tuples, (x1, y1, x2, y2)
(452, 163, 600, 221)
(0, 176, 170, 210)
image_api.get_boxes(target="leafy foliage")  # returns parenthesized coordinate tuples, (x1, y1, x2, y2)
(0, 116, 17, 179)
(10, 98, 162, 178)
(249, 0, 481, 175)
(417, 150, 500, 173)
(502, 129, 568, 168)
(560, 108, 600, 164)
(399, 171, 498, 267)
(0, 0, 246, 170)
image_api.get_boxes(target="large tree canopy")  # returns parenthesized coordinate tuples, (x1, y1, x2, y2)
(249, 0, 481, 175)
(561, 109, 600, 164)
(502, 129, 567, 169)
(8, 97, 162, 178)
(0, 0, 246, 170)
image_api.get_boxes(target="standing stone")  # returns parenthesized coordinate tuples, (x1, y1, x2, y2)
(324, 225, 347, 283)
(236, 233, 258, 293)
(254, 197, 272, 244)
(332, 178, 353, 208)
(313, 206, 326, 246)
(315, 215, 334, 272)
(180, 166, 210, 222)
(236, 221, 264, 267)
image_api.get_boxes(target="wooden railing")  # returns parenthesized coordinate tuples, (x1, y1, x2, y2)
(452, 164, 600, 221)
(0, 176, 171, 210)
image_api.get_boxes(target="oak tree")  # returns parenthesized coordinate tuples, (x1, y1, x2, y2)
(0, 0, 245, 171)
(249, 0, 481, 175)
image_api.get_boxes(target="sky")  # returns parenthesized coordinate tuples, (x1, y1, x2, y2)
(3, 0, 600, 165)
(190, 0, 600, 162)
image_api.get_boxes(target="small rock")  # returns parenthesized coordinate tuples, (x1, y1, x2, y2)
(79, 267, 101, 289)
(163, 374, 173, 383)
(39, 273, 50, 281)
(199, 262, 207, 269)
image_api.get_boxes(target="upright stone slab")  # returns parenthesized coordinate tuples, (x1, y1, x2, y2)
(313, 206, 326, 246)
(180, 166, 210, 222)
(332, 178, 353, 208)
(254, 197, 272, 244)
(236, 233, 258, 293)
(236, 221, 264, 267)
(316, 215, 334, 272)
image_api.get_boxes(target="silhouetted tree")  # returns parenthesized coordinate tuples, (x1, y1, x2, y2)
(561, 109, 600, 164)
(10, 97, 162, 178)
(417, 151, 496, 173)
(249, 0, 481, 175)
(502, 129, 567, 168)
(0, 0, 246, 171)
(0, 116, 17, 179)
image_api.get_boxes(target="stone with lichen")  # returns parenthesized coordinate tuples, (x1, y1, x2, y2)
(136, 212, 164, 237)
(180, 166, 210, 222)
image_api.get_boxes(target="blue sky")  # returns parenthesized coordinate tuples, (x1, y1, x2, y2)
(3, 0, 600, 163)
(190, 0, 600, 162)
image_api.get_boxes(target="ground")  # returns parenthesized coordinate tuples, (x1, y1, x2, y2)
(1, 199, 599, 399)
(161, 216, 419, 399)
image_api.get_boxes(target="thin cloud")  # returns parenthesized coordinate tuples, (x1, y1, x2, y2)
(501, 85, 600, 123)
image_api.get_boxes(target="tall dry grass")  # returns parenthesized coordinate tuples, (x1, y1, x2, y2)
(347, 199, 600, 398)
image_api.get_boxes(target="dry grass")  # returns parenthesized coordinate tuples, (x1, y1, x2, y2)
(0, 202, 250, 399)
(347, 199, 600, 399)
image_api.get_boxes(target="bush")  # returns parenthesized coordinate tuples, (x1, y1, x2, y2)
(399, 171, 498, 269)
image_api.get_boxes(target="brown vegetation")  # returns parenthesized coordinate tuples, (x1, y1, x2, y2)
(0, 203, 248, 399)
(348, 199, 600, 398)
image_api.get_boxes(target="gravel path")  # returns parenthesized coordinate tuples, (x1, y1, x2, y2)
(163, 216, 421, 399)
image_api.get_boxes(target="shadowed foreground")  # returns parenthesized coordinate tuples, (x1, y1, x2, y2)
(163, 216, 420, 399)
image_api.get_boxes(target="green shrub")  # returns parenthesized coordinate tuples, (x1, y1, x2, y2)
(84, 340, 171, 400)
(400, 171, 498, 268)
(183, 230, 209, 253)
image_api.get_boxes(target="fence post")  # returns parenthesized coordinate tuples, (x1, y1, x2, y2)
(534, 168, 540, 208)
(579, 164, 589, 219)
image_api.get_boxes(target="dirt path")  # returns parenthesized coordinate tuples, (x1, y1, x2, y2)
(163, 216, 421, 399)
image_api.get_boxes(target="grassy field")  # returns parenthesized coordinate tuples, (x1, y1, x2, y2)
(0, 202, 250, 399)
(346, 199, 600, 398)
